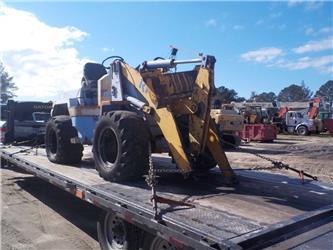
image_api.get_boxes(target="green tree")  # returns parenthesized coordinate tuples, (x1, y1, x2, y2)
(277, 82, 312, 102)
(315, 80, 333, 98)
(249, 91, 276, 102)
(1, 63, 17, 103)
(214, 85, 245, 103)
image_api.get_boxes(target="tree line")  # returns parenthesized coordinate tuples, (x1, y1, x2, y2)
(1, 63, 17, 103)
(214, 80, 333, 103)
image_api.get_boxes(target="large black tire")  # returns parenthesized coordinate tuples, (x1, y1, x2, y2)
(93, 111, 149, 182)
(296, 125, 309, 136)
(45, 116, 83, 164)
(97, 211, 143, 250)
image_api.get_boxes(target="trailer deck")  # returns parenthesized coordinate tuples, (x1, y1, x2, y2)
(1, 145, 333, 249)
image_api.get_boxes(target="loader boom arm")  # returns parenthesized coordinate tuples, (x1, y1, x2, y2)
(111, 55, 235, 181)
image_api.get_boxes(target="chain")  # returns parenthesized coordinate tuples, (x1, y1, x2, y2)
(219, 136, 318, 182)
(145, 143, 195, 220)
(145, 143, 160, 220)
(252, 152, 286, 168)
(8, 143, 44, 157)
(145, 143, 156, 187)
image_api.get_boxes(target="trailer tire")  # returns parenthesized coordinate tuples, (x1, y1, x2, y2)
(93, 111, 149, 182)
(296, 125, 309, 136)
(143, 233, 178, 250)
(97, 211, 143, 250)
(45, 116, 83, 164)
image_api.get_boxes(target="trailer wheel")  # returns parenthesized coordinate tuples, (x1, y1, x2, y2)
(45, 116, 83, 164)
(97, 211, 142, 250)
(296, 125, 309, 136)
(93, 111, 149, 182)
(143, 233, 178, 250)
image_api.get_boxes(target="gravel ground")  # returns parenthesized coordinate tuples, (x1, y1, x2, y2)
(1, 165, 100, 250)
(226, 133, 333, 183)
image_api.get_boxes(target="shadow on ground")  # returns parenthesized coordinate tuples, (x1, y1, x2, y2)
(3, 165, 101, 242)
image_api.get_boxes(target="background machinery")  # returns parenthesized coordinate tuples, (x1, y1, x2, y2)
(236, 104, 277, 142)
(45, 50, 236, 183)
(308, 98, 333, 134)
(283, 110, 316, 135)
(276, 99, 330, 136)
(1, 100, 52, 144)
(211, 104, 243, 148)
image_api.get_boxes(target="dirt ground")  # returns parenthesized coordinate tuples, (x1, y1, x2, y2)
(226, 133, 333, 183)
(1, 133, 332, 249)
(1, 165, 100, 250)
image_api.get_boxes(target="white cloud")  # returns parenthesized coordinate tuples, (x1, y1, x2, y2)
(233, 25, 244, 30)
(102, 47, 114, 52)
(292, 37, 333, 53)
(288, 0, 324, 10)
(305, 27, 315, 35)
(279, 55, 333, 73)
(304, 1, 324, 10)
(270, 12, 282, 18)
(0, 5, 91, 101)
(205, 18, 217, 27)
(278, 24, 287, 30)
(256, 19, 264, 26)
(241, 43, 333, 74)
(241, 47, 283, 63)
(305, 26, 333, 36)
(287, 0, 303, 7)
(319, 27, 333, 34)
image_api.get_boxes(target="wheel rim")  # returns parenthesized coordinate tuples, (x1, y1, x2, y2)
(49, 129, 57, 154)
(298, 127, 306, 135)
(150, 237, 177, 250)
(100, 128, 118, 166)
(104, 213, 127, 249)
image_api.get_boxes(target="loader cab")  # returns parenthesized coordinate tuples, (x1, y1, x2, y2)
(66, 62, 107, 144)
(78, 63, 107, 106)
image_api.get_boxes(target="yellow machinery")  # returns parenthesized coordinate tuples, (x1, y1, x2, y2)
(211, 104, 243, 147)
(45, 50, 236, 183)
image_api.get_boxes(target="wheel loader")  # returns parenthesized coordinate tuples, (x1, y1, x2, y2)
(45, 49, 236, 183)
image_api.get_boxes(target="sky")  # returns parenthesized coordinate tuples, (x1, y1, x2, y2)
(0, 1, 332, 102)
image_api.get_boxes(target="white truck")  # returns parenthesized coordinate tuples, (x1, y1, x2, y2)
(284, 111, 316, 135)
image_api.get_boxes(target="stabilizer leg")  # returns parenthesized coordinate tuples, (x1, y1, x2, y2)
(206, 119, 238, 184)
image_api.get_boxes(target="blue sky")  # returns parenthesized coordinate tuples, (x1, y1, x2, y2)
(1, 1, 332, 101)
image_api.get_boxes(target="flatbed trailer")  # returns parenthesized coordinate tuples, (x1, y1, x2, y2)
(1, 145, 333, 250)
